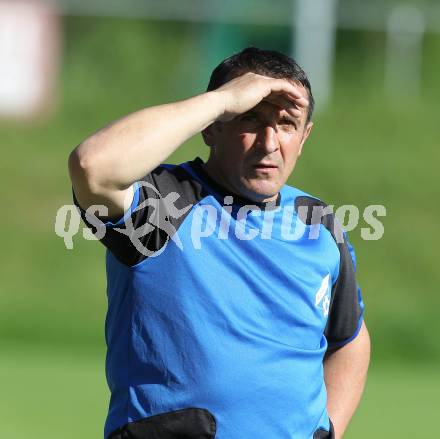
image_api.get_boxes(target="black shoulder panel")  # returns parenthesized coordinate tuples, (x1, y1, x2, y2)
(294, 195, 328, 225)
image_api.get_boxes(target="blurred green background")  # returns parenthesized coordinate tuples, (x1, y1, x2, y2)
(1, 9, 439, 439)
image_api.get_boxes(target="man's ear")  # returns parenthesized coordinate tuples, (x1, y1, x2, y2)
(298, 121, 313, 156)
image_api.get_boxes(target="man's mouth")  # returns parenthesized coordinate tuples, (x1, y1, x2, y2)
(253, 163, 279, 171)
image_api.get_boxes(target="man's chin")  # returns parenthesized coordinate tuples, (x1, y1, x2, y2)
(241, 180, 280, 203)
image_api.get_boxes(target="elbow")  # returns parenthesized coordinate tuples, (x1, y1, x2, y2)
(68, 139, 96, 174)
(68, 143, 101, 193)
(68, 147, 85, 180)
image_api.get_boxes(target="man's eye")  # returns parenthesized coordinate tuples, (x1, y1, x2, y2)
(279, 120, 296, 129)
(280, 119, 294, 125)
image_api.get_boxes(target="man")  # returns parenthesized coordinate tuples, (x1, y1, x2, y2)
(69, 47, 370, 439)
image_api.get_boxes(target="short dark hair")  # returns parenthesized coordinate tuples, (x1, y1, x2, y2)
(207, 47, 314, 123)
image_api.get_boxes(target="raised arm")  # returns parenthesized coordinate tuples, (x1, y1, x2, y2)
(68, 73, 308, 217)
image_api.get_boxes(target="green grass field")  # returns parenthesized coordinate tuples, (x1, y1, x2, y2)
(1, 16, 439, 438)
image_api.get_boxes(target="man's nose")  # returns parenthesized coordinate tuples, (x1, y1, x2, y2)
(259, 125, 279, 154)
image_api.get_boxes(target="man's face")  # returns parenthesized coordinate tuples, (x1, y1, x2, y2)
(203, 84, 313, 202)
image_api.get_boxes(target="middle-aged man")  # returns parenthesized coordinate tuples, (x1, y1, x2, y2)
(69, 47, 370, 439)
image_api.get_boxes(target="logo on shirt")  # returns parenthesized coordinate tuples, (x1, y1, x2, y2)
(315, 274, 331, 317)
(115, 181, 192, 257)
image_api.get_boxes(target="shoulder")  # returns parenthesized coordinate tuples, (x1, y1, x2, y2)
(281, 184, 343, 243)
(281, 183, 328, 219)
(281, 184, 324, 205)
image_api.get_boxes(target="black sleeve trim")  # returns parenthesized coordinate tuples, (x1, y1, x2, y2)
(295, 196, 363, 346)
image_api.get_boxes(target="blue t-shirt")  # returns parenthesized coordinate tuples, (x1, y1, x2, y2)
(74, 157, 364, 439)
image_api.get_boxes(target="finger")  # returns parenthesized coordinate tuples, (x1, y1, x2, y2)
(267, 78, 304, 98)
(270, 78, 311, 104)
(265, 87, 309, 109)
(266, 78, 310, 107)
(286, 94, 309, 108)
(285, 106, 303, 118)
(264, 97, 303, 119)
(264, 94, 306, 116)
(264, 94, 294, 109)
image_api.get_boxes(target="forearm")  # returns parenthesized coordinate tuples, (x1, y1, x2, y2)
(69, 91, 224, 191)
(324, 321, 370, 439)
